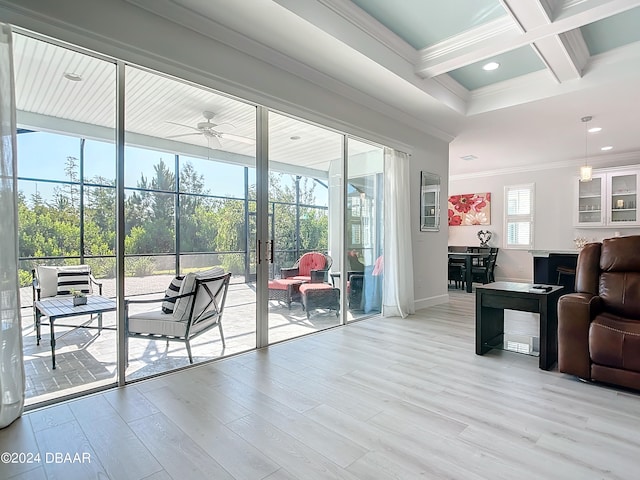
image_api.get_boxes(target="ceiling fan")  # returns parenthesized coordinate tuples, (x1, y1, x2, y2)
(166, 110, 255, 149)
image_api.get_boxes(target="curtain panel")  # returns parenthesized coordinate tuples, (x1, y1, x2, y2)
(0, 23, 25, 428)
(382, 148, 415, 318)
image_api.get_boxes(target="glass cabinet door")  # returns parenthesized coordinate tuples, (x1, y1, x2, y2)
(577, 174, 604, 226)
(609, 172, 638, 225)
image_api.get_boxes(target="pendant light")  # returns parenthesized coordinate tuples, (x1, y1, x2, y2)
(580, 116, 593, 182)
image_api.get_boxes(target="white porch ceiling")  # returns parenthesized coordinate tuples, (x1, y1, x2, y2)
(12, 33, 371, 177)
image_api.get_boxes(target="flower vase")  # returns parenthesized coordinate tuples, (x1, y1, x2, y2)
(73, 296, 87, 306)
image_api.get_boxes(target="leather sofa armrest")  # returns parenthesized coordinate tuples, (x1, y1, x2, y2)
(558, 293, 602, 379)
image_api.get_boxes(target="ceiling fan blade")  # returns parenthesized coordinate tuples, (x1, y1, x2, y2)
(166, 133, 203, 139)
(166, 121, 200, 132)
(208, 136, 222, 149)
(210, 122, 236, 132)
(220, 132, 255, 144)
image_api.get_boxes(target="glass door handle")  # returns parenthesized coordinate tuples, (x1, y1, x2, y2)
(269, 240, 275, 264)
(257, 239, 262, 264)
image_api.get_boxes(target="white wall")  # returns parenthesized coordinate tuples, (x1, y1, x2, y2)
(449, 164, 640, 282)
(0, 0, 452, 308)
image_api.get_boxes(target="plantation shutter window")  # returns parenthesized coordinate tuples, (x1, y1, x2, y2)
(504, 184, 534, 249)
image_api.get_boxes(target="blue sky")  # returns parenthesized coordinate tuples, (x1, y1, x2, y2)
(16, 131, 327, 205)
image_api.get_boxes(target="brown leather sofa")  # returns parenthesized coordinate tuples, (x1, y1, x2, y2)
(558, 236, 640, 390)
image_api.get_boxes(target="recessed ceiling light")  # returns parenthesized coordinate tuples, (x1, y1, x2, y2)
(588, 127, 602, 133)
(460, 155, 477, 161)
(601, 146, 613, 151)
(482, 62, 499, 71)
(63, 72, 82, 81)
(290, 135, 301, 140)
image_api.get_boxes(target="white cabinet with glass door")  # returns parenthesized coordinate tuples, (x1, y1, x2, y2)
(576, 173, 605, 226)
(575, 168, 640, 227)
(608, 170, 639, 226)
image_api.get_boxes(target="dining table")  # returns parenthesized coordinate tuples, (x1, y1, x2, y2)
(448, 251, 490, 293)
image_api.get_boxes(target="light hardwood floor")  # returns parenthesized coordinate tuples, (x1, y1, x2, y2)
(1, 290, 639, 480)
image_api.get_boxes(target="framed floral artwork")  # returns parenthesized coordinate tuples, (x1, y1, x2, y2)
(448, 192, 491, 226)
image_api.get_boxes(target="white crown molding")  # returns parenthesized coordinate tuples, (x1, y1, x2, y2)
(123, 0, 454, 143)
(416, 16, 520, 78)
(431, 74, 470, 106)
(419, 16, 517, 61)
(466, 69, 555, 115)
(539, 0, 562, 20)
(313, 0, 417, 63)
(558, 28, 589, 76)
(450, 151, 640, 181)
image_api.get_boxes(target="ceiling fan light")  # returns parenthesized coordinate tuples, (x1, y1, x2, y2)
(580, 165, 593, 182)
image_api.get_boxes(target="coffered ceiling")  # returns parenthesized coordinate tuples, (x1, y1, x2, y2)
(123, 0, 640, 177)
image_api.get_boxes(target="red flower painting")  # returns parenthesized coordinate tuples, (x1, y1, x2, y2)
(448, 192, 491, 226)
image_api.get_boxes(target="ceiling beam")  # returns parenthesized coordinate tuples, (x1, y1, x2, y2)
(502, 0, 587, 83)
(415, 0, 640, 78)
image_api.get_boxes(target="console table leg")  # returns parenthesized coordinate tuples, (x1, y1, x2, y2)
(476, 293, 504, 355)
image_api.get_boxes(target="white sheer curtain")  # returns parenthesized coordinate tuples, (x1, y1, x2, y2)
(382, 147, 415, 318)
(0, 23, 25, 428)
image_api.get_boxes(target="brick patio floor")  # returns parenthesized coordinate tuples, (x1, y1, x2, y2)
(20, 274, 369, 406)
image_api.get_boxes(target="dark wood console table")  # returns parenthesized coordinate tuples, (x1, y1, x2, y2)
(475, 282, 564, 370)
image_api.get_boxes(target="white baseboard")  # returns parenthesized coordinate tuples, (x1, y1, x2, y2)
(414, 294, 449, 311)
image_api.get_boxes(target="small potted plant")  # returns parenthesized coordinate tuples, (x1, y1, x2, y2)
(71, 289, 87, 306)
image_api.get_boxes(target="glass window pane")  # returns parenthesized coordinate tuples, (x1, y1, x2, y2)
(84, 139, 116, 185)
(125, 148, 176, 191)
(17, 132, 82, 182)
(125, 191, 175, 254)
(84, 186, 116, 255)
(18, 179, 81, 258)
(179, 155, 247, 198)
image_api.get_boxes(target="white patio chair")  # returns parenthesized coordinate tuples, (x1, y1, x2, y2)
(125, 270, 231, 364)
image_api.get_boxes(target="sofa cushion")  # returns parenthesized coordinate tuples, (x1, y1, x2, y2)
(36, 266, 61, 298)
(128, 310, 188, 337)
(162, 275, 184, 314)
(590, 312, 640, 373)
(600, 236, 640, 272)
(599, 272, 640, 320)
(298, 253, 326, 277)
(172, 268, 226, 321)
(172, 273, 197, 321)
(56, 267, 91, 296)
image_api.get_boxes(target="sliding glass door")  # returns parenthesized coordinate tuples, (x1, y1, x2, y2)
(346, 139, 384, 321)
(14, 33, 118, 405)
(123, 65, 257, 379)
(267, 112, 343, 343)
(13, 28, 387, 408)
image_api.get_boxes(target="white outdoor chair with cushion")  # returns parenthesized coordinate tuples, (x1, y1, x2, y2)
(32, 264, 103, 301)
(125, 269, 231, 364)
(32, 264, 104, 329)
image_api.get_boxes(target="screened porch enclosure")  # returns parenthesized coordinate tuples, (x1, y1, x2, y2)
(15, 31, 385, 406)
